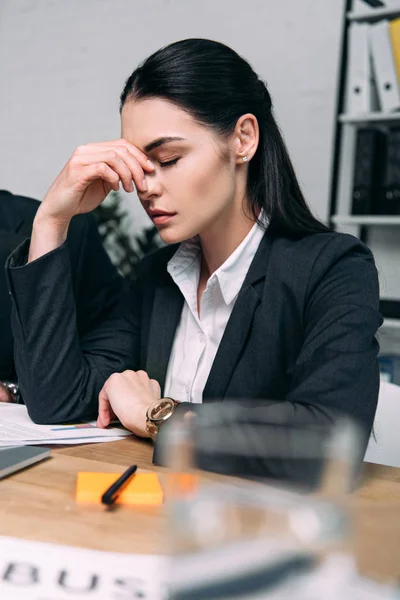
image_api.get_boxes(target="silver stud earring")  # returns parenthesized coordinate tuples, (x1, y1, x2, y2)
(242, 156, 249, 163)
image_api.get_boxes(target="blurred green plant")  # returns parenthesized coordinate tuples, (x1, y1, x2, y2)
(93, 191, 161, 279)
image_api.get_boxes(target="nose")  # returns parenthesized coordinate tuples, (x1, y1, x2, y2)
(140, 170, 163, 201)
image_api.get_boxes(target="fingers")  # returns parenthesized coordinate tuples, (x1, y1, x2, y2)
(123, 370, 160, 398)
(72, 149, 144, 193)
(135, 370, 159, 392)
(117, 139, 155, 173)
(97, 386, 116, 428)
(76, 151, 138, 193)
(82, 162, 120, 193)
(150, 378, 161, 399)
(87, 140, 155, 171)
(75, 139, 155, 189)
(135, 370, 149, 382)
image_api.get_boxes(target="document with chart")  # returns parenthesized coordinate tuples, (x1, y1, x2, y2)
(0, 404, 132, 446)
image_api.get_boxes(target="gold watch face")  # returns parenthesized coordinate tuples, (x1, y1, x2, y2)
(150, 398, 175, 421)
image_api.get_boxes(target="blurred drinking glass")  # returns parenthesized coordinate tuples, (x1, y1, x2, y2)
(158, 402, 366, 599)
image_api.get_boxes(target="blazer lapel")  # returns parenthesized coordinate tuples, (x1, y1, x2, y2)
(145, 280, 184, 394)
(203, 231, 275, 401)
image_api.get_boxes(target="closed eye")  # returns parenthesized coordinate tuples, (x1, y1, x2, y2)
(159, 157, 180, 168)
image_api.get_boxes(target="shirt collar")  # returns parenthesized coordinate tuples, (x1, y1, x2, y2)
(167, 235, 201, 289)
(213, 216, 266, 305)
(167, 214, 267, 305)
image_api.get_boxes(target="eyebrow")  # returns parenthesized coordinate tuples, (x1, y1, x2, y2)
(144, 136, 186, 153)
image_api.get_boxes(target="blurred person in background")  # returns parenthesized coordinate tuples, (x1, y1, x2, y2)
(5, 39, 382, 482)
(0, 190, 123, 402)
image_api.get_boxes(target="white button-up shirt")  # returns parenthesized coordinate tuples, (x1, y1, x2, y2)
(164, 219, 266, 404)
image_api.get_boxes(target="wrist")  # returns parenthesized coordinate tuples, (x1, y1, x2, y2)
(34, 206, 71, 233)
(121, 402, 152, 439)
(28, 211, 70, 263)
(145, 397, 179, 441)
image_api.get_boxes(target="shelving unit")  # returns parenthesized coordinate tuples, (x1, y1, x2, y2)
(382, 318, 400, 330)
(332, 215, 400, 225)
(330, 1, 400, 340)
(348, 6, 400, 22)
(339, 111, 400, 123)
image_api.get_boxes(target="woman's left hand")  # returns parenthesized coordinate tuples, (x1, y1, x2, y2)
(97, 370, 161, 437)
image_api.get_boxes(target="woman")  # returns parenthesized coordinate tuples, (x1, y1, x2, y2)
(7, 39, 381, 478)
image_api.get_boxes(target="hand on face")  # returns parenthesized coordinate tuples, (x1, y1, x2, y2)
(38, 139, 155, 225)
(97, 370, 161, 438)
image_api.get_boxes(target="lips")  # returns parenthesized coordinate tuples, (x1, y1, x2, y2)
(148, 209, 176, 218)
(148, 209, 177, 226)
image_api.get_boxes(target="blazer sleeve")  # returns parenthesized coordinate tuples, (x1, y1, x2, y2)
(67, 214, 124, 336)
(286, 234, 382, 431)
(154, 235, 383, 487)
(6, 240, 140, 424)
(0, 233, 26, 381)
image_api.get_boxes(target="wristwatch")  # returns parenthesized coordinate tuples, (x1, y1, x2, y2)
(0, 381, 19, 403)
(146, 397, 179, 441)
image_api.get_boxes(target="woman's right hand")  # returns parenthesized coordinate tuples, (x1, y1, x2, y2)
(28, 139, 154, 262)
(38, 139, 154, 224)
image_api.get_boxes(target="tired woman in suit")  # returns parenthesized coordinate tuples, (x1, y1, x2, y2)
(7, 39, 381, 480)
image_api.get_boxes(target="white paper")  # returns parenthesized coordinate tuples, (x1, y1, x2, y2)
(0, 536, 167, 599)
(0, 436, 129, 446)
(1, 538, 398, 600)
(0, 404, 132, 446)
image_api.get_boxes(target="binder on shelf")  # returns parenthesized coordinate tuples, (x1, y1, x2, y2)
(351, 0, 383, 16)
(351, 128, 387, 214)
(378, 126, 400, 214)
(345, 23, 375, 114)
(383, 0, 400, 8)
(389, 18, 400, 82)
(369, 20, 400, 112)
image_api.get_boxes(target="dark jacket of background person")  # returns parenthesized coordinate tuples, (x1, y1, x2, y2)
(0, 190, 123, 382)
(5, 225, 382, 482)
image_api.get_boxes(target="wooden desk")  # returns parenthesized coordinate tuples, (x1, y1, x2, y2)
(0, 437, 399, 583)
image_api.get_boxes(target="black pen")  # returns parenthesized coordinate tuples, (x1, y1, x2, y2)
(101, 464, 138, 506)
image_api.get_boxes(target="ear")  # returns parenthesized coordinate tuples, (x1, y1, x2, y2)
(233, 114, 259, 164)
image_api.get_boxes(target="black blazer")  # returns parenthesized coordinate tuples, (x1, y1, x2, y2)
(6, 227, 382, 481)
(0, 190, 123, 381)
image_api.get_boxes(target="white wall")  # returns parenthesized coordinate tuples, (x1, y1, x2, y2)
(0, 0, 345, 231)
